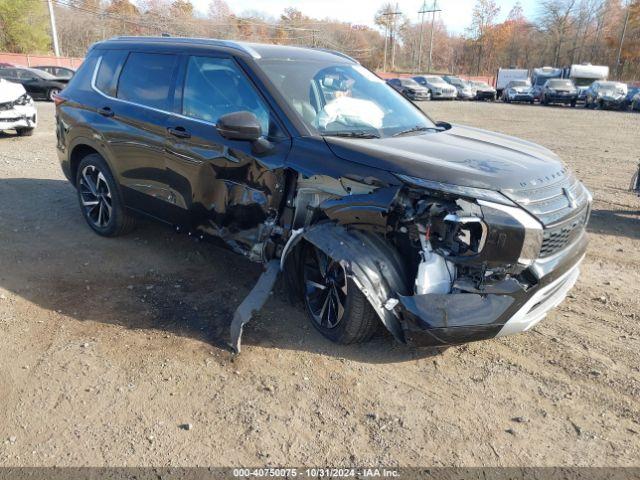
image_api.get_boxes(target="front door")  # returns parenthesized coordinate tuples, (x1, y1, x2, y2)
(163, 54, 291, 252)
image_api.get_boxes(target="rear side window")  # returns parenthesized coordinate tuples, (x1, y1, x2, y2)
(117, 52, 177, 110)
(95, 50, 127, 96)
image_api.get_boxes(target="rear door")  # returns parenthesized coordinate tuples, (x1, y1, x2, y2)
(95, 50, 180, 222)
(163, 54, 290, 235)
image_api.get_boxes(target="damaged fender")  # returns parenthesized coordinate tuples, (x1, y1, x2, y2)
(295, 222, 410, 343)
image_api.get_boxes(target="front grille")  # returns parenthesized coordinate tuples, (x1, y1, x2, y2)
(502, 174, 590, 227)
(0, 101, 15, 111)
(539, 207, 589, 258)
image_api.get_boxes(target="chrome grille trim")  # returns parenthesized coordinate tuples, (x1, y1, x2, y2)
(501, 174, 590, 227)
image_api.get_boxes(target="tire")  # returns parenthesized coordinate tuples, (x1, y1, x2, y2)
(48, 88, 61, 102)
(301, 242, 378, 344)
(16, 127, 34, 136)
(571, 100, 576, 108)
(76, 153, 136, 237)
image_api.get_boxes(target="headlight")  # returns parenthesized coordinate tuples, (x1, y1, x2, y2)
(478, 200, 543, 267)
(14, 93, 32, 106)
(395, 174, 515, 206)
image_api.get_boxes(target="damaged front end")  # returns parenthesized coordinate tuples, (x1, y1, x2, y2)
(279, 171, 589, 348)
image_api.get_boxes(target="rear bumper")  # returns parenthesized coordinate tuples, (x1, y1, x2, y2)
(396, 230, 588, 347)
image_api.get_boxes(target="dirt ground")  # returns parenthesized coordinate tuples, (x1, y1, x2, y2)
(0, 101, 638, 467)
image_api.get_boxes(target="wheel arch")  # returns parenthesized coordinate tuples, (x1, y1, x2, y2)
(283, 222, 410, 343)
(68, 137, 116, 186)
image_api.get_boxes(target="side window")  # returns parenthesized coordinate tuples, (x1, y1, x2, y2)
(95, 50, 128, 97)
(182, 56, 271, 135)
(117, 52, 177, 110)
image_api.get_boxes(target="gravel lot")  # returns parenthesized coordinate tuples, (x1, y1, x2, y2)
(0, 101, 638, 467)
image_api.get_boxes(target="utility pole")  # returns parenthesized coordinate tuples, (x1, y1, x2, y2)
(47, 0, 61, 57)
(381, 5, 401, 72)
(426, 0, 441, 73)
(418, 1, 427, 72)
(615, 2, 631, 79)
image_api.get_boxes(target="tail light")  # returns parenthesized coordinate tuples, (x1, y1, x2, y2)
(53, 94, 67, 107)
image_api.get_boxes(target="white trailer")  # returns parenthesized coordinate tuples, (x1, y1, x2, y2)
(496, 68, 530, 95)
(563, 63, 609, 99)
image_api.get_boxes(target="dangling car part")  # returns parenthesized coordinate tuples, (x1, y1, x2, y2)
(56, 37, 592, 353)
(0, 78, 37, 136)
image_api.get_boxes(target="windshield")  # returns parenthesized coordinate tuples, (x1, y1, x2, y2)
(400, 79, 421, 88)
(447, 77, 464, 86)
(547, 79, 574, 88)
(258, 60, 436, 137)
(598, 81, 621, 89)
(510, 80, 530, 87)
(425, 76, 447, 85)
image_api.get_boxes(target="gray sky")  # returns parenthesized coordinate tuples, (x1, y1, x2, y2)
(190, 0, 539, 34)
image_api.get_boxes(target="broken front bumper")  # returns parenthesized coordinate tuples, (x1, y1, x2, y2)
(396, 230, 588, 347)
(0, 105, 36, 131)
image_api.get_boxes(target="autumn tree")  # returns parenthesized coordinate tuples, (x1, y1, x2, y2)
(467, 0, 501, 74)
(0, 0, 50, 53)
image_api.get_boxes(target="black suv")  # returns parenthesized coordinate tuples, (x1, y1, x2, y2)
(56, 37, 591, 351)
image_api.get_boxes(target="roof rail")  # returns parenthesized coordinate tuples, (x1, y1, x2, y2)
(108, 36, 262, 59)
(314, 48, 359, 64)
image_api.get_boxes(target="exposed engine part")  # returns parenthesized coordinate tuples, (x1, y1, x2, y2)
(414, 226, 457, 295)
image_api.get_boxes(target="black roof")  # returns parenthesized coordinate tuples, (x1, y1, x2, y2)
(94, 36, 358, 64)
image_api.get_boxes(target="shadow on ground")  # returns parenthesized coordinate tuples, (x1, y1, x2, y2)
(588, 207, 640, 240)
(0, 177, 441, 364)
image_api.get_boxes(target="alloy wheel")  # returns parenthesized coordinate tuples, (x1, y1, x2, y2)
(302, 246, 348, 329)
(49, 88, 60, 101)
(79, 165, 112, 228)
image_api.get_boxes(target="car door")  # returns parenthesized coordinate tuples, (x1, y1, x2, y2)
(94, 50, 181, 222)
(163, 54, 291, 238)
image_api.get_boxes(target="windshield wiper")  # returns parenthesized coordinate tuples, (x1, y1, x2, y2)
(323, 131, 380, 139)
(392, 126, 440, 137)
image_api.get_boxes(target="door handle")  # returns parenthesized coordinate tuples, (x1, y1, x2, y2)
(98, 106, 114, 117)
(167, 126, 191, 139)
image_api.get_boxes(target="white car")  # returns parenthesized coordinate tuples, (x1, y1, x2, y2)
(0, 78, 37, 136)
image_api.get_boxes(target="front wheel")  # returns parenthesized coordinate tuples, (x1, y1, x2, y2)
(76, 154, 136, 237)
(301, 243, 378, 344)
(16, 127, 34, 136)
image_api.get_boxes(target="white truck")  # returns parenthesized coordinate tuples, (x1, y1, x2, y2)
(563, 63, 609, 101)
(496, 68, 530, 96)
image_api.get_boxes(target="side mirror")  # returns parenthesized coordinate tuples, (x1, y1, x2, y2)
(435, 121, 452, 130)
(216, 111, 262, 141)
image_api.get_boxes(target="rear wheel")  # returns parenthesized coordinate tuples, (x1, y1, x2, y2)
(47, 88, 60, 102)
(301, 242, 378, 344)
(76, 153, 136, 237)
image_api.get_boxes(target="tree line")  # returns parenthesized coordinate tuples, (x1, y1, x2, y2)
(1, 0, 638, 80)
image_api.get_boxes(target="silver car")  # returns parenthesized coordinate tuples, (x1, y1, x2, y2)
(413, 75, 457, 100)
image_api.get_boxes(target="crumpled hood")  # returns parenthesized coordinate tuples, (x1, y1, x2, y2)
(324, 124, 568, 191)
(0, 79, 26, 103)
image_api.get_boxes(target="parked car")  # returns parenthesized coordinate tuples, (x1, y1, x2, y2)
(0, 78, 37, 136)
(442, 76, 475, 100)
(583, 81, 628, 110)
(495, 68, 529, 97)
(33, 65, 76, 79)
(531, 67, 563, 101)
(501, 80, 534, 104)
(540, 79, 578, 107)
(412, 75, 457, 100)
(0, 67, 68, 101)
(622, 86, 640, 110)
(469, 81, 497, 101)
(56, 37, 591, 352)
(386, 77, 431, 101)
(631, 92, 640, 112)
